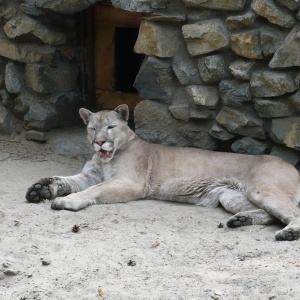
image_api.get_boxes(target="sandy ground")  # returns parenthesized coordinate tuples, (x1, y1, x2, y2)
(1, 126, 300, 300)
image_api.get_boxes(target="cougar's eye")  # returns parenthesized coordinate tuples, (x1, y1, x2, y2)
(88, 127, 96, 131)
(107, 125, 116, 130)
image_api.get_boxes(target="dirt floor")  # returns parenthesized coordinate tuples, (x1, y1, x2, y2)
(0, 126, 300, 300)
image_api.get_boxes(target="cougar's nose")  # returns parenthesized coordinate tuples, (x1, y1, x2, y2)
(95, 139, 105, 146)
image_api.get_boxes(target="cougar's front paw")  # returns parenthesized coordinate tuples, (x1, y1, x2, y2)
(26, 178, 54, 203)
(51, 195, 92, 211)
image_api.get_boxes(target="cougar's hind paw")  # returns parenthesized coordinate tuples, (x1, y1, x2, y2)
(275, 228, 300, 241)
(227, 213, 253, 228)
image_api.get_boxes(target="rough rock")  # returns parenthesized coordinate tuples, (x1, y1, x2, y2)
(229, 59, 256, 80)
(25, 62, 79, 93)
(15, 90, 80, 130)
(209, 123, 236, 141)
(219, 79, 252, 108)
(169, 87, 192, 122)
(182, 0, 247, 11)
(0, 89, 13, 108)
(254, 97, 296, 118)
(25, 130, 49, 142)
(134, 20, 182, 58)
(250, 69, 299, 97)
(135, 100, 217, 149)
(187, 9, 220, 21)
(4, 13, 66, 45)
(5, 62, 24, 94)
(0, 58, 4, 87)
(274, 0, 299, 11)
(269, 25, 300, 68)
(251, 0, 296, 28)
(216, 106, 265, 139)
(112, 0, 168, 12)
(170, 87, 214, 121)
(19, 2, 44, 16)
(186, 85, 219, 109)
(172, 45, 202, 85)
(24, 102, 56, 131)
(288, 90, 300, 112)
(231, 137, 271, 155)
(0, 35, 55, 64)
(270, 145, 300, 166)
(189, 108, 214, 120)
(270, 117, 300, 149)
(260, 26, 286, 57)
(197, 54, 231, 83)
(231, 26, 285, 59)
(226, 11, 256, 30)
(231, 30, 261, 59)
(182, 19, 230, 56)
(35, 0, 103, 14)
(0, 104, 12, 134)
(133, 57, 176, 102)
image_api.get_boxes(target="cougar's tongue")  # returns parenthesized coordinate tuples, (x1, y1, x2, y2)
(99, 149, 112, 159)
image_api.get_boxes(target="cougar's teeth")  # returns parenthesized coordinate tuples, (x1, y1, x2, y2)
(107, 151, 110, 155)
(99, 151, 103, 157)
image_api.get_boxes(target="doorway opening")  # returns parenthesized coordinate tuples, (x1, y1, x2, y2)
(91, 4, 145, 112)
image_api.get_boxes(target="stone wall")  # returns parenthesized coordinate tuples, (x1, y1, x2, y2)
(128, 0, 300, 166)
(0, 0, 103, 138)
(1, 0, 300, 165)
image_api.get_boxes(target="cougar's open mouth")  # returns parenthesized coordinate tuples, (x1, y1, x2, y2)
(99, 149, 113, 160)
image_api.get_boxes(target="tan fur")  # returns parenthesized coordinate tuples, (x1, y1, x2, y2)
(26, 104, 300, 241)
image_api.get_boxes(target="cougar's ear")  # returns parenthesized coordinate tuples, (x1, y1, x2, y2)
(114, 104, 129, 121)
(79, 108, 93, 125)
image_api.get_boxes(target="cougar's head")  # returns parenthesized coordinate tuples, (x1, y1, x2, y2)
(79, 104, 135, 162)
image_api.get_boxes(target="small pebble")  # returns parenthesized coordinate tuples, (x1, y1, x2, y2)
(41, 259, 51, 266)
(3, 269, 18, 276)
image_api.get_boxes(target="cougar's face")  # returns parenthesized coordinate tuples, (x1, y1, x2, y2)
(79, 105, 132, 163)
(87, 113, 130, 163)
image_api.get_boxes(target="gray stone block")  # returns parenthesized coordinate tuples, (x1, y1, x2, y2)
(198, 54, 231, 83)
(35, 0, 102, 14)
(254, 97, 296, 118)
(135, 100, 217, 149)
(187, 85, 220, 109)
(25, 130, 49, 142)
(270, 145, 300, 166)
(251, 0, 296, 28)
(209, 123, 236, 141)
(250, 69, 299, 97)
(269, 25, 300, 68)
(0, 105, 12, 134)
(183, 0, 247, 10)
(134, 20, 182, 58)
(0, 89, 13, 108)
(216, 106, 265, 139)
(172, 45, 202, 85)
(182, 19, 230, 56)
(288, 90, 300, 112)
(270, 117, 300, 149)
(219, 79, 252, 108)
(0, 34, 55, 64)
(4, 12, 66, 45)
(231, 137, 271, 155)
(229, 59, 256, 80)
(226, 11, 256, 30)
(134, 57, 176, 102)
(5, 62, 24, 94)
(25, 61, 79, 93)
